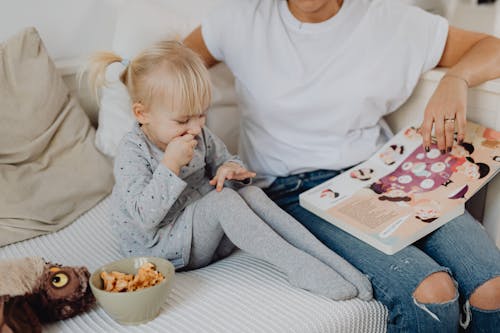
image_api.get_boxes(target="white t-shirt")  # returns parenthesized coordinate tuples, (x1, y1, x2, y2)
(202, 0, 448, 186)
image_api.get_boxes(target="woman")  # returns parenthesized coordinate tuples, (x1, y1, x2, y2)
(183, 0, 500, 331)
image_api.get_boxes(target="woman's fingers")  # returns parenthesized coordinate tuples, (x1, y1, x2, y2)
(420, 76, 468, 153)
(456, 112, 467, 144)
(420, 116, 434, 152)
(444, 116, 456, 152)
(434, 119, 446, 153)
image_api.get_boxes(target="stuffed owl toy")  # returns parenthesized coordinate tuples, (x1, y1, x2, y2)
(0, 257, 95, 333)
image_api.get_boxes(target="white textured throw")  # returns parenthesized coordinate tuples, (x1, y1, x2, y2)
(0, 196, 387, 333)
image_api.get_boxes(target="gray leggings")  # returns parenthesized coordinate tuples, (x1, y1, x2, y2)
(186, 186, 372, 300)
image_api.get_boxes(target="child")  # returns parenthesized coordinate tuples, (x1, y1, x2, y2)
(86, 41, 372, 301)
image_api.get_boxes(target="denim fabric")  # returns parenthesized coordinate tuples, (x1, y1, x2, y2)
(468, 304, 500, 333)
(265, 169, 500, 333)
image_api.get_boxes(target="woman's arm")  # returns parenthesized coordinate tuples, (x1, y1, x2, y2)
(184, 26, 219, 68)
(420, 26, 500, 153)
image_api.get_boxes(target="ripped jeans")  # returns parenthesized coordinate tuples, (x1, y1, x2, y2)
(264, 169, 500, 333)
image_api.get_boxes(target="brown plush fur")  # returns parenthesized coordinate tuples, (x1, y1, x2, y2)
(0, 257, 95, 333)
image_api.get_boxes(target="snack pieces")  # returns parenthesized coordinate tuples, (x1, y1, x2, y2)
(100, 262, 165, 292)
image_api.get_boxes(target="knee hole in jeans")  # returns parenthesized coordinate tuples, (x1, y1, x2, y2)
(469, 276, 500, 310)
(413, 271, 457, 304)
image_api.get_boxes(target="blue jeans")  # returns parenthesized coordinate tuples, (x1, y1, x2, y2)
(264, 169, 500, 333)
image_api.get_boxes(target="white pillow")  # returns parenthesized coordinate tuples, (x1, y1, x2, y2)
(95, 62, 133, 157)
(96, 0, 240, 157)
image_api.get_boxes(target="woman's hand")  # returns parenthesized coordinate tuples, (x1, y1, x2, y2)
(419, 75, 468, 154)
(209, 162, 256, 192)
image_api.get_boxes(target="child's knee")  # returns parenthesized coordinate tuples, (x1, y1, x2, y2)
(238, 185, 265, 198)
(213, 187, 243, 205)
(205, 187, 236, 199)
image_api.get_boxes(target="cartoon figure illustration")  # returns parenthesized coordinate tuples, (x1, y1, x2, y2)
(370, 140, 488, 201)
(379, 144, 405, 165)
(403, 126, 419, 140)
(455, 157, 490, 180)
(412, 199, 441, 223)
(448, 184, 469, 199)
(407, 161, 431, 177)
(445, 142, 474, 173)
(480, 127, 500, 149)
(450, 142, 474, 158)
(378, 188, 412, 202)
(320, 188, 339, 199)
(481, 139, 500, 150)
(482, 127, 500, 141)
(350, 168, 374, 181)
(372, 144, 447, 197)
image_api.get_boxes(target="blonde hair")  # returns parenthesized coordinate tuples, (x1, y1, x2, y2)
(85, 40, 211, 116)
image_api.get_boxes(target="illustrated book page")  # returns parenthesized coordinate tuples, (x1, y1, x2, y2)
(299, 122, 500, 254)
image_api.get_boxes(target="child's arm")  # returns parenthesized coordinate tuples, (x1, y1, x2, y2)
(114, 140, 187, 231)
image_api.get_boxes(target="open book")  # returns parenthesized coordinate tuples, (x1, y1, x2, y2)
(299, 121, 500, 255)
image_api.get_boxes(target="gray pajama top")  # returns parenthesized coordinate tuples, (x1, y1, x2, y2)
(110, 123, 243, 268)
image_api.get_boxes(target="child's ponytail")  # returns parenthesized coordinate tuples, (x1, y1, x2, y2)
(82, 40, 211, 112)
(82, 52, 127, 102)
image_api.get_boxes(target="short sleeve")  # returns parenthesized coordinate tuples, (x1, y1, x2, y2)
(391, 2, 449, 73)
(201, 0, 234, 62)
(422, 14, 448, 72)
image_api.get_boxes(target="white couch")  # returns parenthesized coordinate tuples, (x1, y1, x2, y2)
(1, 1, 499, 332)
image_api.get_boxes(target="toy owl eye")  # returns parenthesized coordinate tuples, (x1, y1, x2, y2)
(51, 272, 69, 288)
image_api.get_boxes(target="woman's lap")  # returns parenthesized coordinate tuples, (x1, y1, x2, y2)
(285, 201, 499, 293)
(415, 210, 500, 299)
(264, 170, 500, 330)
(283, 198, 448, 298)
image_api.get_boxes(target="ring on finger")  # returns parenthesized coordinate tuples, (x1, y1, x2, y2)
(444, 117, 455, 123)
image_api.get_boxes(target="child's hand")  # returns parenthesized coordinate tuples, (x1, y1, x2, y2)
(162, 134, 198, 175)
(209, 162, 256, 192)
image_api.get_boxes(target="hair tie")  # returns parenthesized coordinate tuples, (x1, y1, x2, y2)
(120, 58, 130, 67)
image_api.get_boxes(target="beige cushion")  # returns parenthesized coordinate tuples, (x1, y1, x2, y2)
(0, 27, 114, 246)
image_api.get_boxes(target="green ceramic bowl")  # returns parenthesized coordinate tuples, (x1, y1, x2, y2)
(90, 256, 175, 325)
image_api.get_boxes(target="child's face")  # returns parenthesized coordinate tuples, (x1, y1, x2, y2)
(138, 102, 207, 150)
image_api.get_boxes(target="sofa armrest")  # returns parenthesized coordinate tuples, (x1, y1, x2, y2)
(385, 68, 500, 247)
